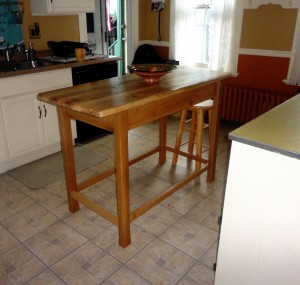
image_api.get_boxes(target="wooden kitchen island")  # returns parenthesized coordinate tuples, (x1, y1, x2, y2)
(37, 66, 230, 247)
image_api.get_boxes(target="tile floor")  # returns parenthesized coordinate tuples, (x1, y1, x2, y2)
(0, 117, 236, 285)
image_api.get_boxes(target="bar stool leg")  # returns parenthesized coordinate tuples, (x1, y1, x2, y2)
(188, 111, 197, 154)
(208, 108, 212, 138)
(195, 109, 204, 170)
(172, 110, 188, 165)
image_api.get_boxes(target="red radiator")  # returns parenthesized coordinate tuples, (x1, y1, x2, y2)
(220, 84, 295, 124)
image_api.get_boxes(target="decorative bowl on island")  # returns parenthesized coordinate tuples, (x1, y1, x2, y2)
(128, 63, 177, 83)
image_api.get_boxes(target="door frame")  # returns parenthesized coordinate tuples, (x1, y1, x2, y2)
(78, 0, 139, 75)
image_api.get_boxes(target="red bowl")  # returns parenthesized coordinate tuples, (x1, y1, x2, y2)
(133, 70, 171, 83)
(128, 64, 177, 83)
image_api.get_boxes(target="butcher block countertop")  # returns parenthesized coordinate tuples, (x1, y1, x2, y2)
(37, 66, 231, 118)
(229, 94, 300, 159)
(37, 65, 231, 247)
(0, 56, 119, 79)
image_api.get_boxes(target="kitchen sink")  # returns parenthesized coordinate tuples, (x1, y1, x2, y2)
(0, 59, 57, 73)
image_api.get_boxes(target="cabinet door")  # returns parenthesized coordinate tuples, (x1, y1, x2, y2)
(50, 0, 95, 12)
(1, 94, 45, 159)
(30, 0, 95, 14)
(0, 108, 8, 163)
(42, 102, 77, 146)
(41, 103, 60, 146)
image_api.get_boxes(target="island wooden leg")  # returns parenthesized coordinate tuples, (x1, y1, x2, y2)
(207, 81, 221, 182)
(114, 112, 131, 247)
(57, 107, 79, 212)
(159, 117, 167, 164)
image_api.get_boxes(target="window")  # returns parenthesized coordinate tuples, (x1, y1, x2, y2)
(191, 2, 212, 66)
(170, 0, 238, 73)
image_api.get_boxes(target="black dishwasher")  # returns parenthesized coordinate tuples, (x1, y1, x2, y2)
(72, 61, 118, 143)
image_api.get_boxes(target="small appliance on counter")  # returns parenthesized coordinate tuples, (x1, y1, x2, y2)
(47, 41, 90, 58)
(44, 41, 107, 63)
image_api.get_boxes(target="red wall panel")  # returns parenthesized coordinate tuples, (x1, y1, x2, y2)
(225, 54, 297, 95)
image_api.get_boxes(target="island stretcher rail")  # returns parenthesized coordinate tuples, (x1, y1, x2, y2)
(38, 66, 231, 247)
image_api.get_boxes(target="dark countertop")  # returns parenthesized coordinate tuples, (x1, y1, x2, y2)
(0, 55, 120, 79)
(229, 94, 300, 159)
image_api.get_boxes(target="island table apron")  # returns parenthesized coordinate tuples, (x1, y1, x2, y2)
(37, 66, 231, 247)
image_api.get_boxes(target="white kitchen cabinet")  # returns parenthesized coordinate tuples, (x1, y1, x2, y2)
(1, 95, 62, 159)
(30, 0, 95, 15)
(0, 69, 75, 173)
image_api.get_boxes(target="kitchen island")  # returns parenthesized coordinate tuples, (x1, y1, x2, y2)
(214, 94, 300, 285)
(38, 66, 231, 247)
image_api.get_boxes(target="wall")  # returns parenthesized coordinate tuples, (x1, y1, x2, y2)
(21, 0, 80, 51)
(240, 5, 296, 51)
(139, 3, 298, 95)
(139, 0, 170, 42)
(226, 4, 297, 95)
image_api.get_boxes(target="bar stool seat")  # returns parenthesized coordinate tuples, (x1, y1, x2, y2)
(172, 99, 213, 169)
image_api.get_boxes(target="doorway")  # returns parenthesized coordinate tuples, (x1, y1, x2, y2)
(86, 0, 127, 75)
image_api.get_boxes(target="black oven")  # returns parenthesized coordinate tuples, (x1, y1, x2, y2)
(72, 61, 118, 143)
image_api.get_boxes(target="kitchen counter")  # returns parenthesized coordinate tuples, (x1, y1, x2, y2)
(229, 94, 300, 159)
(0, 55, 120, 79)
(215, 94, 300, 285)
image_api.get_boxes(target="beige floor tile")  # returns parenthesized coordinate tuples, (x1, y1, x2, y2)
(0, 121, 233, 285)
(27, 269, 65, 285)
(45, 181, 69, 200)
(81, 178, 115, 201)
(127, 239, 196, 285)
(51, 242, 121, 285)
(0, 173, 20, 195)
(130, 172, 172, 199)
(2, 204, 59, 242)
(177, 262, 215, 285)
(88, 157, 115, 174)
(64, 207, 112, 239)
(207, 183, 226, 204)
(159, 217, 218, 259)
(186, 199, 222, 231)
(0, 189, 35, 221)
(0, 244, 46, 285)
(187, 175, 222, 198)
(38, 194, 71, 219)
(133, 204, 181, 236)
(19, 186, 54, 203)
(92, 224, 155, 263)
(0, 224, 19, 254)
(19, 185, 72, 219)
(199, 241, 219, 269)
(96, 189, 149, 214)
(161, 187, 204, 215)
(102, 266, 151, 285)
(24, 221, 87, 266)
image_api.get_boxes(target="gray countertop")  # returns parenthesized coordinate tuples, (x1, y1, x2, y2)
(0, 56, 120, 79)
(229, 94, 300, 159)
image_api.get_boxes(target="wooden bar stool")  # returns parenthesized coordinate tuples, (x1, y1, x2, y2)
(172, 99, 213, 169)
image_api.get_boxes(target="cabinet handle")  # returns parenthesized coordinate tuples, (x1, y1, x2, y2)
(38, 106, 42, 119)
(43, 105, 47, 117)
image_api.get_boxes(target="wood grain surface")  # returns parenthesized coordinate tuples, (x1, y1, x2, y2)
(38, 66, 231, 118)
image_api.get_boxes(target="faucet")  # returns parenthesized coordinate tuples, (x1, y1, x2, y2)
(4, 45, 12, 61)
